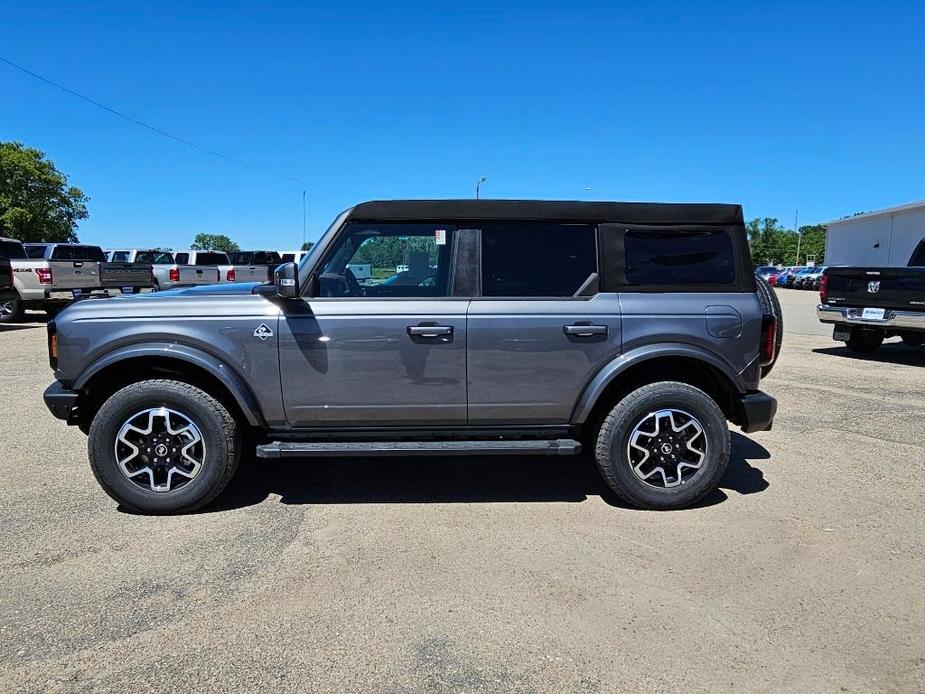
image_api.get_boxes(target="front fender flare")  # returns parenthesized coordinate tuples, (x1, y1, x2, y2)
(570, 343, 746, 424)
(73, 342, 264, 426)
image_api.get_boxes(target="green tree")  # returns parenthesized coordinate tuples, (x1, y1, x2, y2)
(797, 224, 826, 264)
(0, 141, 89, 242)
(191, 233, 239, 253)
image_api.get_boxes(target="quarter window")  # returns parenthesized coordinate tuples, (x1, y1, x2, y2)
(624, 229, 735, 286)
(480, 223, 597, 297)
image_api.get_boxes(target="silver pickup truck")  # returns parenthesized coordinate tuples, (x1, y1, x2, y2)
(172, 249, 271, 284)
(107, 249, 220, 291)
(229, 250, 283, 283)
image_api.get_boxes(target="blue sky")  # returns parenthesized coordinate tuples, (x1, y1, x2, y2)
(2, 1, 924, 250)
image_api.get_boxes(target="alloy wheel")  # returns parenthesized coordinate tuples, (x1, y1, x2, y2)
(114, 407, 206, 492)
(626, 408, 707, 488)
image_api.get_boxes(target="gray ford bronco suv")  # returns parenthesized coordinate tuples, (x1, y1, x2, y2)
(44, 200, 780, 514)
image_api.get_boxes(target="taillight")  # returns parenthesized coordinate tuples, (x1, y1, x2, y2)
(47, 321, 58, 369)
(169, 267, 180, 282)
(226, 269, 236, 282)
(36, 267, 53, 285)
(760, 314, 777, 366)
(819, 274, 829, 303)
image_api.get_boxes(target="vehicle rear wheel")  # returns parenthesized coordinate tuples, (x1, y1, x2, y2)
(754, 275, 783, 377)
(0, 297, 24, 324)
(846, 328, 883, 354)
(594, 381, 730, 510)
(88, 379, 241, 514)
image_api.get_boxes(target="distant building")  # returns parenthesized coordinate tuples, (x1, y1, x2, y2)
(825, 200, 925, 266)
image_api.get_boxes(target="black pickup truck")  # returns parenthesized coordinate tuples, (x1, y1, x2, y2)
(817, 239, 925, 352)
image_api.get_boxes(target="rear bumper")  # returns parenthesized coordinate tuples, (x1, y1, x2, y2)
(44, 382, 79, 422)
(738, 390, 777, 433)
(817, 304, 925, 332)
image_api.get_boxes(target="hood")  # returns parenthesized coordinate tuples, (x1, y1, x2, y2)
(150, 282, 264, 297)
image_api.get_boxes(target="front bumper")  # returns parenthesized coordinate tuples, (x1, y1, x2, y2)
(44, 382, 79, 422)
(739, 390, 777, 433)
(817, 304, 925, 332)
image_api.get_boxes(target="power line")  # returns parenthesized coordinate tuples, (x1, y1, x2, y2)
(0, 56, 303, 185)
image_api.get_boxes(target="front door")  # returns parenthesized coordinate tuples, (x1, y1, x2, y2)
(466, 222, 622, 424)
(279, 222, 468, 427)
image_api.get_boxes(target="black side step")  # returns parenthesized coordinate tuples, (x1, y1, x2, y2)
(255, 439, 582, 459)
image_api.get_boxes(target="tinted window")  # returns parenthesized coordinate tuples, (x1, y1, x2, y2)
(0, 240, 27, 259)
(110, 251, 131, 262)
(230, 252, 251, 264)
(481, 223, 597, 297)
(136, 251, 174, 264)
(26, 245, 48, 258)
(175, 253, 189, 264)
(280, 253, 296, 263)
(909, 239, 925, 267)
(194, 252, 229, 266)
(624, 229, 735, 286)
(51, 245, 106, 262)
(254, 251, 281, 264)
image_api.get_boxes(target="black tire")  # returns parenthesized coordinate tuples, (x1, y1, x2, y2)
(0, 296, 24, 324)
(754, 275, 783, 377)
(88, 379, 242, 514)
(845, 328, 883, 354)
(594, 381, 730, 510)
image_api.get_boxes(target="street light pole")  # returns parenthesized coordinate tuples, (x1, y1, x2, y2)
(475, 176, 487, 199)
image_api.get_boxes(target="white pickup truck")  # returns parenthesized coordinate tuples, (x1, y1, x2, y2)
(173, 250, 269, 284)
(229, 250, 282, 283)
(107, 249, 220, 291)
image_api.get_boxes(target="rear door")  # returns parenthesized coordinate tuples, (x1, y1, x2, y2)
(466, 223, 622, 424)
(48, 245, 101, 290)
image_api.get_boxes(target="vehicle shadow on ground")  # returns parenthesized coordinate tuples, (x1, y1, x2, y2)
(201, 432, 770, 513)
(0, 323, 45, 332)
(813, 343, 925, 366)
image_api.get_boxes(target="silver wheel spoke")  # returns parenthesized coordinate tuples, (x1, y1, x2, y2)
(626, 408, 707, 488)
(114, 407, 205, 493)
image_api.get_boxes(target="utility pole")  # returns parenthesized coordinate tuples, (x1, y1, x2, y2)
(794, 209, 801, 265)
(302, 189, 307, 247)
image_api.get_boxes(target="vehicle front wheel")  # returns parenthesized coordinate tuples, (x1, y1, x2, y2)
(594, 381, 730, 510)
(846, 328, 883, 354)
(0, 297, 24, 324)
(88, 379, 242, 514)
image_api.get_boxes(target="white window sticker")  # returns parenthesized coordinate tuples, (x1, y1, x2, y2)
(435, 229, 447, 245)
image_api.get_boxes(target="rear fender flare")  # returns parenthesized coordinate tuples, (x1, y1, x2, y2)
(73, 342, 264, 426)
(570, 343, 746, 424)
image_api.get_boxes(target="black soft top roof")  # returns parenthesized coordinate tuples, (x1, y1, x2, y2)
(348, 199, 743, 226)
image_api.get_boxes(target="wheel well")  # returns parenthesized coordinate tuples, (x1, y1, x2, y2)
(580, 356, 743, 442)
(75, 356, 252, 434)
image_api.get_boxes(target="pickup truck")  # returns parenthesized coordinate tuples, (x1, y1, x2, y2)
(818, 238, 925, 352)
(44, 199, 780, 514)
(0, 256, 14, 310)
(229, 251, 283, 283)
(173, 250, 245, 284)
(107, 249, 220, 291)
(1, 237, 101, 322)
(25, 243, 154, 295)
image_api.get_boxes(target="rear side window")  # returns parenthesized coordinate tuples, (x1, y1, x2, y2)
(26, 245, 48, 258)
(52, 245, 106, 262)
(194, 252, 229, 265)
(481, 223, 597, 297)
(0, 240, 27, 259)
(624, 229, 735, 286)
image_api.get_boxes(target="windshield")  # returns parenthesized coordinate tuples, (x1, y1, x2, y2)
(299, 209, 350, 272)
(0, 240, 27, 259)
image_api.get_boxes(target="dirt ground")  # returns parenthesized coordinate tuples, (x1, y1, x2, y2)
(1, 289, 922, 693)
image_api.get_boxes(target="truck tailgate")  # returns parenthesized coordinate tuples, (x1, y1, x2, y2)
(180, 266, 220, 285)
(101, 263, 153, 288)
(825, 268, 925, 311)
(49, 261, 100, 290)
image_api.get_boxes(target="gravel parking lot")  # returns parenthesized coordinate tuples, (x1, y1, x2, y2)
(1, 289, 923, 693)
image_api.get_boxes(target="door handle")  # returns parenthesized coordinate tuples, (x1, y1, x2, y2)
(563, 324, 608, 337)
(407, 325, 453, 338)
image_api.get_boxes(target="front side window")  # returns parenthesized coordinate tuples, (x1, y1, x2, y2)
(317, 223, 455, 298)
(624, 229, 735, 286)
(480, 223, 597, 297)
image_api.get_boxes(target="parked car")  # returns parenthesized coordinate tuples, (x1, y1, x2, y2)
(755, 265, 779, 279)
(797, 266, 827, 290)
(107, 249, 220, 291)
(229, 251, 283, 283)
(1, 238, 141, 323)
(818, 239, 925, 353)
(25, 243, 154, 295)
(776, 266, 808, 288)
(44, 199, 779, 514)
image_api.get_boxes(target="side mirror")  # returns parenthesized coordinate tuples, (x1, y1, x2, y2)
(274, 262, 300, 299)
